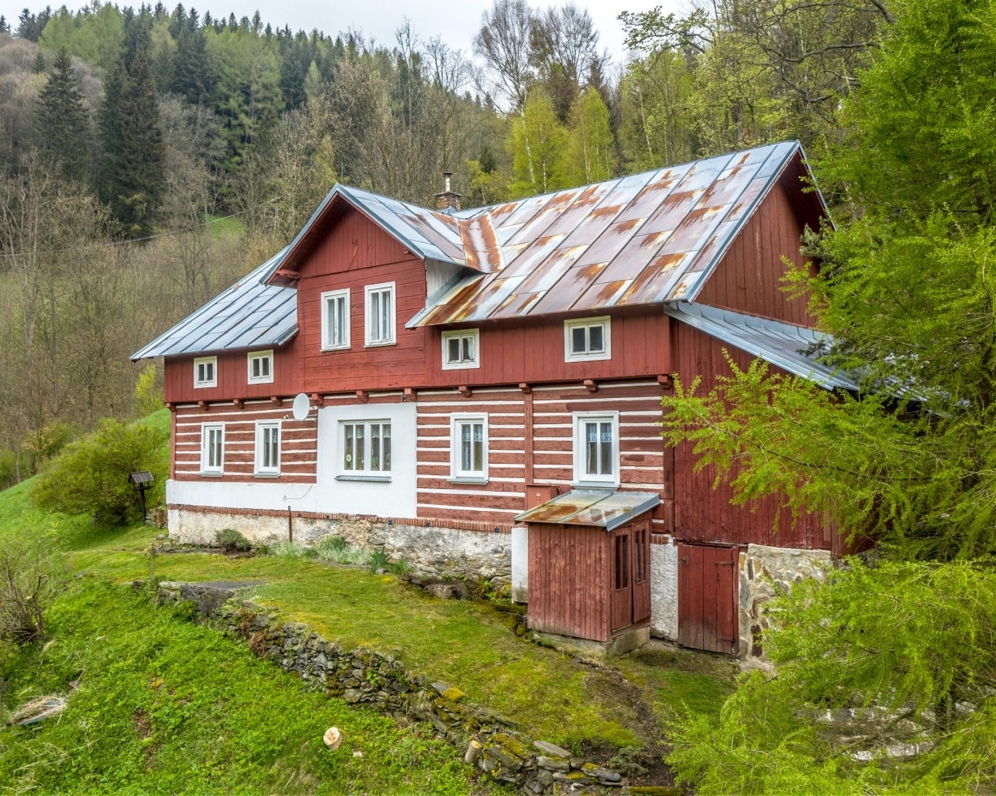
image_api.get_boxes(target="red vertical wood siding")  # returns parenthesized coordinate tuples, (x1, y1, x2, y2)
(172, 399, 317, 484)
(527, 523, 611, 642)
(696, 182, 816, 326)
(163, 336, 302, 405)
(632, 518, 651, 623)
(423, 307, 671, 388)
(610, 526, 633, 632)
(671, 320, 828, 549)
(677, 542, 739, 654)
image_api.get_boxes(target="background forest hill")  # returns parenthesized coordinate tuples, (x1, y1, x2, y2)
(0, 0, 889, 487)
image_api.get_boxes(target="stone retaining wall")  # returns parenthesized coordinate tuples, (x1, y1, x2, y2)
(739, 544, 832, 659)
(155, 580, 639, 795)
(168, 508, 512, 584)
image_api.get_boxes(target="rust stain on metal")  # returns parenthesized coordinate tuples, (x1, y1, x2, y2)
(591, 204, 623, 219)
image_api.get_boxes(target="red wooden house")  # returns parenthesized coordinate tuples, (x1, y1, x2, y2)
(134, 141, 852, 656)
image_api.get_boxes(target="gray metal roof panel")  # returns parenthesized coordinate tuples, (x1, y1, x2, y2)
(131, 248, 298, 360)
(514, 489, 661, 531)
(664, 301, 857, 391)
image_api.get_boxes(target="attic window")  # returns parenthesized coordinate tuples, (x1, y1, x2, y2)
(441, 329, 480, 370)
(247, 350, 274, 384)
(564, 317, 611, 362)
(365, 282, 396, 347)
(321, 289, 350, 351)
(194, 356, 217, 389)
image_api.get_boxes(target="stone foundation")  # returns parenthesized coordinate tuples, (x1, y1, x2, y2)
(649, 536, 678, 641)
(739, 543, 832, 659)
(168, 507, 512, 583)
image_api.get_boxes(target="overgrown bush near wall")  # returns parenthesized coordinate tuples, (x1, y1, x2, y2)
(667, 559, 996, 793)
(31, 418, 168, 524)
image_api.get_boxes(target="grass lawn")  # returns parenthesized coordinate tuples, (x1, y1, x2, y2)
(0, 418, 735, 787)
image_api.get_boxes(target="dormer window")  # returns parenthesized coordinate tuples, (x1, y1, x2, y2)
(194, 356, 217, 388)
(365, 282, 396, 346)
(247, 350, 274, 384)
(441, 329, 480, 370)
(564, 316, 611, 362)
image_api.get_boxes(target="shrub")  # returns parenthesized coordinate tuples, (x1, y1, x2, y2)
(388, 558, 413, 576)
(0, 449, 17, 490)
(133, 362, 163, 417)
(215, 528, 251, 554)
(31, 418, 167, 525)
(269, 541, 310, 559)
(367, 549, 390, 572)
(313, 536, 365, 564)
(0, 541, 63, 645)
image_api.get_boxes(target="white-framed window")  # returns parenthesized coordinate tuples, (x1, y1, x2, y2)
(193, 356, 217, 388)
(247, 350, 274, 384)
(450, 415, 488, 482)
(573, 412, 619, 486)
(365, 282, 396, 346)
(339, 420, 392, 479)
(254, 421, 281, 476)
(441, 329, 480, 370)
(200, 423, 224, 475)
(564, 316, 611, 362)
(321, 289, 351, 350)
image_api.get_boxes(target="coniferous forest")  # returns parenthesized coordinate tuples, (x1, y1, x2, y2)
(9, 1, 996, 792)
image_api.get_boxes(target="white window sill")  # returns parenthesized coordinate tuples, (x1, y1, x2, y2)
(565, 353, 611, 363)
(336, 474, 392, 483)
(194, 384, 217, 389)
(449, 476, 488, 485)
(320, 345, 350, 352)
(364, 341, 397, 348)
(247, 379, 274, 385)
(571, 480, 618, 490)
(441, 362, 481, 370)
(254, 472, 281, 479)
(199, 471, 224, 478)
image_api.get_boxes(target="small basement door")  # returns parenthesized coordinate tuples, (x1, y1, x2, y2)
(677, 542, 739, 654)
(610, 518, 651, 633)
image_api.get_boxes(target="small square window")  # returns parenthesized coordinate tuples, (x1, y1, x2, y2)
(564, 317, 611, 362)
(441, 329, 480, 370)
(255, 421, 281, 475)
(573, 412, 619, 486)
(365, 282, 396, 346)
(321, 289, 350, 350)
(194, 356, 217, 388)
(340, 420, 392, 478)
(450, 415, 488, 481)
(200, 423, 224, 474)
(247, 350, 274, 384)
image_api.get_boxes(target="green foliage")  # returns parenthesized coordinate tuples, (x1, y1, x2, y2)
(31, 418, 167, 525)
(0, 578, 483, 794)
(35, 48, 90, 184)
(133, 362, 162, 417)
(39, 2, 125, 71)
(367, 549, 390, 572)
(0, 449, 16, 490)
(214, 528, 251, 554)
(508, 86, 567, 198)
(562, 87, 616, 186)
(667, 560, 996, 794)
(0, 540, 63, 645)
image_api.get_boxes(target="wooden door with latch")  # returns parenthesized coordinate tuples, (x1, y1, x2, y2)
(610, 525, 633, 633)
(677, 542, 739, 654)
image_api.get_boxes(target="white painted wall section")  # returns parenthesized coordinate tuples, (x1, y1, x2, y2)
(650, 535, 678, 640)
(511, 525, 528, 603)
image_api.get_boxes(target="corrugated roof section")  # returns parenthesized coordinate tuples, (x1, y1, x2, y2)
(515, 489, 661, 531)
(665, 302, 857, 391)
(131, 248, 297, 360)
(408, 141, 806, 328)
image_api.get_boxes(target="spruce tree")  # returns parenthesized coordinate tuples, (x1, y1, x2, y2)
(36, 49, 90, 185)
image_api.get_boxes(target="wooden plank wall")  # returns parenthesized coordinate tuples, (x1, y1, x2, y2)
(414, 379, 669, 528)
(164, 337, 302, 405)
(671, 320, 828, 549)
(172, 399, 317, 484)
(695, 181, 816, 326)
(422, 307, 671, 388)
(527, 523, 610, 642)
(677, 542, 739, 654)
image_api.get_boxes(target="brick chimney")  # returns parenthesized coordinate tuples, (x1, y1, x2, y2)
(435, 171, 462, 212)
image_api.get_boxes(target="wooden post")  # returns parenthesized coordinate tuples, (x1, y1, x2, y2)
(287, 506, 293, 543)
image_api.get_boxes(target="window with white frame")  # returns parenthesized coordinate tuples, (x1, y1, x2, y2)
(193, 356, 217, 388)
(200, 423, 224, 474)
(321, 289, 350, 350)
(365, 282, 396, 346)
(254, 421, 281, 475)
(573, 412, 619, 486)
(450, 415, 488, 481)
(441, 329, 480, 369)
(247, 350, 274, 384)
(564, 316, 611, 362)
(340, 420, 392, 478)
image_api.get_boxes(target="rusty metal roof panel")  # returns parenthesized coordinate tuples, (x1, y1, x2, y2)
(515, 489, 661, 531)
(132, 249, 298, 360)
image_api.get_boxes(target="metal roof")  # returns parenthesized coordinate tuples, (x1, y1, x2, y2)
(408, 141, 816, 328)
(515, 489, 661, 531)
(131, 249, 297, 360)
(664, 302, 857, 391)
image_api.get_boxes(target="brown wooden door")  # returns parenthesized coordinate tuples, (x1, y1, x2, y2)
(677, 543, 739, 654)
(610, 527, 633, 632)
(631, 519, 651, 625)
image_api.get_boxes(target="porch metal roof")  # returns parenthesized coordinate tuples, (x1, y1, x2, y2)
(515, 489, 661, 531)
